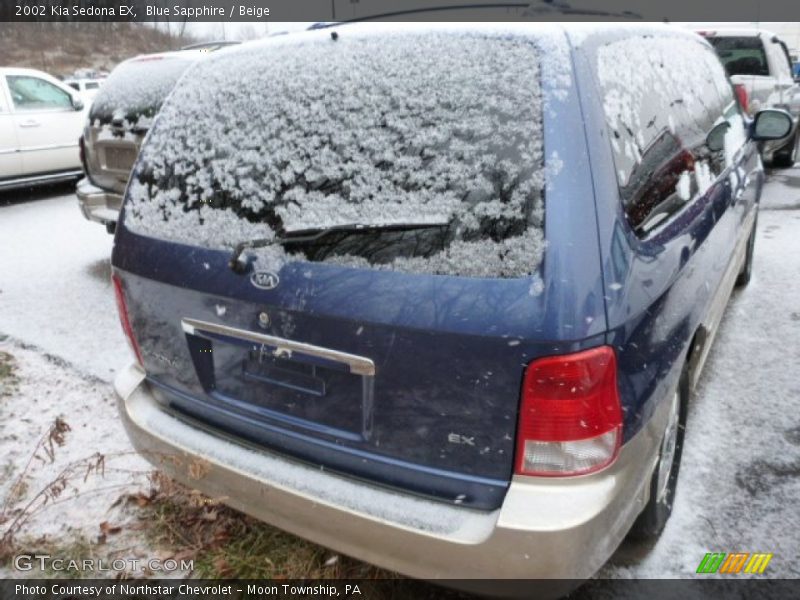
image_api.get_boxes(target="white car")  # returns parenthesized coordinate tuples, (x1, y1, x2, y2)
(0, 67, 87, 190)
(64, 77, 104, 103)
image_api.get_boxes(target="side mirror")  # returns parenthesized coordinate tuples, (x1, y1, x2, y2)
(706, 121, 731, 152)
(750, 109, 793, 141)
(71, 95, 84, 111)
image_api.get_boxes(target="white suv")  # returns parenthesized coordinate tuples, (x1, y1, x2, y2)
(0, 67, 86, 190)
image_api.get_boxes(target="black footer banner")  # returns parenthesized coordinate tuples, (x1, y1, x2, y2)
(2, 579, 800, 600)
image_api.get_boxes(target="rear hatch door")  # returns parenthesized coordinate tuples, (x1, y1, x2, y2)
(113, 25, 602, 510)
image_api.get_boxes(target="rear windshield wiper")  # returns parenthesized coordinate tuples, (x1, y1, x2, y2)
(228, 221, 450, 274)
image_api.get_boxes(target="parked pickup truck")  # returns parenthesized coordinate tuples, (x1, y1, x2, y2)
(78, 42, 238, 232)
(701, 28, 800, 167)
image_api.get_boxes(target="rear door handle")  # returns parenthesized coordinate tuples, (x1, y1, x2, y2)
(19, 120, 40, 128)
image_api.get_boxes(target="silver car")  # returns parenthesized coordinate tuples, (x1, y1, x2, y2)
(78, 47, 223, 232)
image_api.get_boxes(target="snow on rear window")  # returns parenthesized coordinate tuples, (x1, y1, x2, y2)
(124, 31, 546, 279)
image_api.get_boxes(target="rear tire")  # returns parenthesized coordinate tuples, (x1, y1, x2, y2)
(735, 213, 758, 288)
(628, 367, 688, 540)
(772, 130, 798, 168)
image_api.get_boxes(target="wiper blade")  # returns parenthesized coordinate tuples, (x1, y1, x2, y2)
(228, 221, 449, 274)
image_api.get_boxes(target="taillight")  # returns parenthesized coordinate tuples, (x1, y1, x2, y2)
(734, 84, 749, 115)
(515, 346, 622, 477)
(78, 135, 87, 172)
(112, 274, 144, 367)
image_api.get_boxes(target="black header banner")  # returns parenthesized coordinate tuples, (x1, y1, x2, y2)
(1, 0, 800, 22)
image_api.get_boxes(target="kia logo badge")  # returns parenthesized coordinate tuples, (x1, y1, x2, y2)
(251, 271, 280, 290)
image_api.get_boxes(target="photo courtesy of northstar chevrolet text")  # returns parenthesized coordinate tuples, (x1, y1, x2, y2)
(0, 1, 799, 599)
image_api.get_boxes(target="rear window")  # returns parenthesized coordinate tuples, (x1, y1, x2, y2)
(90, 55, 194, 127)
(124, 30, 546, 278)
(707, 36, 769, 77)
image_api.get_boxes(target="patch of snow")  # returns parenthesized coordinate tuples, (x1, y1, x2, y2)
(0, 194, 129, 381)
(90, 52, 199, 128)
(676, 170, 692, 201)
(528, 274, 545, 297)
(0, 339, 152, 576)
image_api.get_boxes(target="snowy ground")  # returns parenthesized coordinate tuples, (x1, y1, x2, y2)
(0, 171, 799, 582)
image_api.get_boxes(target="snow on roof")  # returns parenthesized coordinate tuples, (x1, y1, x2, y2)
(89, 50, 203, 124)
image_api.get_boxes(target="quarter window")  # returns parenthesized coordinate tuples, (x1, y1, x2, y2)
(7, 75, 72, 111)
(597, 35, 746, 236)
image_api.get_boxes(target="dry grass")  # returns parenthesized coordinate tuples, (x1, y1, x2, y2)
(136, 471, 395, 579)
(0, 351, 19, 399)
(132, 472, 469, 598)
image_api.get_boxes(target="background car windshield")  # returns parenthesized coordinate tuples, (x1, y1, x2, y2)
(125, 31, 547, 278)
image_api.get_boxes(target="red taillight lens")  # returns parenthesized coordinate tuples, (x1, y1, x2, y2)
(112, 274, 144, 367)
(515, 346, 622, 477)
(734, 84, 749, 115)
(78, 135, 89, 174)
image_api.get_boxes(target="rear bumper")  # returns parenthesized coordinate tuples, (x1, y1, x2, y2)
(76, 177, 122, 225)
(115, 363, 668, 593)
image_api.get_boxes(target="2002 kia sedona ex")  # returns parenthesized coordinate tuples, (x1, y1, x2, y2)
(110, 23, 792, 595)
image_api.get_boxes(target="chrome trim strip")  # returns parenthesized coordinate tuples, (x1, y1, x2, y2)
(0, 169, 82, 189)
(0, 142, 80, 154)
(20, 142, 80, 152)
(181, 318, 376, 377)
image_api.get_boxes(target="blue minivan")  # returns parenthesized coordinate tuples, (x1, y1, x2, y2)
(110, 23, 792, 590)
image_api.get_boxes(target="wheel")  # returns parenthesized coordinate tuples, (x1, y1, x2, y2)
(772, 129, 798, 168)
(735, 213, 758, 288)
(628, 367, 688, 540)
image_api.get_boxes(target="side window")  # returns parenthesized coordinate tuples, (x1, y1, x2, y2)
(85, 82, 100, 90)
(6, 75, 72, 111)
(597, 35, 744, 236)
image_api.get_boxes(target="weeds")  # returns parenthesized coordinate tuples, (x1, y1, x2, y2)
(0, 351, 19, 398)
(132, 470, 394, 579)
(0, 417, 148, 565)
